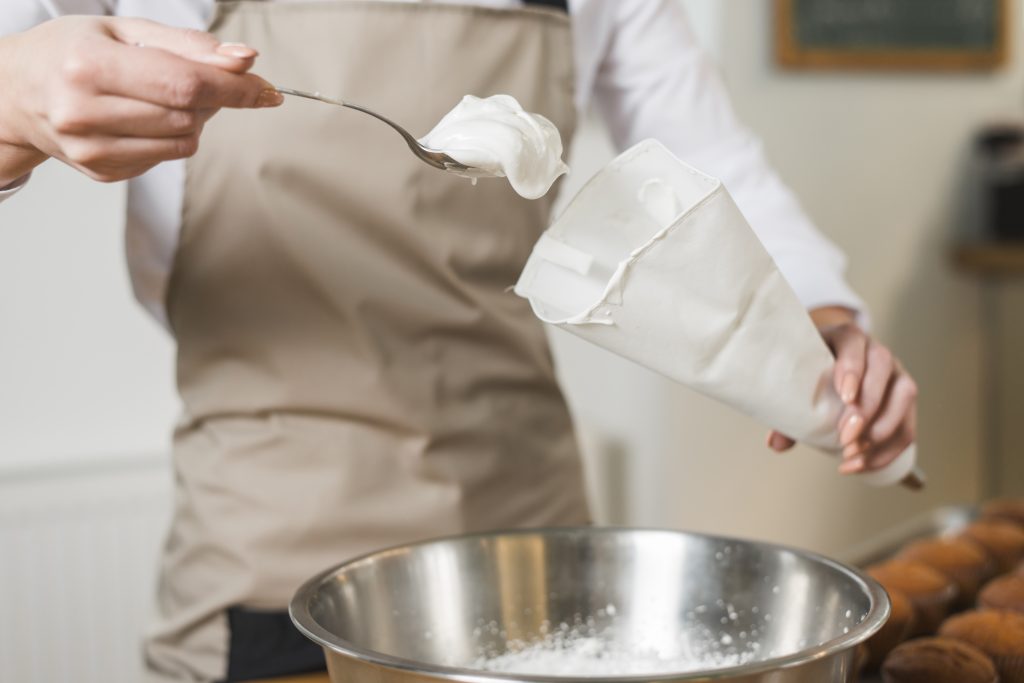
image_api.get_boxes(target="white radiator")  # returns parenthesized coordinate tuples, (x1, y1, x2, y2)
(0, 456, 172, 683)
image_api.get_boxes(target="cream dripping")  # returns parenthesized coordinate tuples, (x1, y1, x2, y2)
(419, 94, 569, 200)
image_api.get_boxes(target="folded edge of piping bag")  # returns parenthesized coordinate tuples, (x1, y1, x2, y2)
(514, 139, 918, 486)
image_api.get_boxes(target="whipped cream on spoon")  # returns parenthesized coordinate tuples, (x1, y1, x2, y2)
(419, 94, 569, 200)
(275, 89, 568, 199)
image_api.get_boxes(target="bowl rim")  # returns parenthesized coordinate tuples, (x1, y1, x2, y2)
(290, 526, 890, 682)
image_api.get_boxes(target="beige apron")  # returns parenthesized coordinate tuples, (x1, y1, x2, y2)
(150, 1, 587, 680)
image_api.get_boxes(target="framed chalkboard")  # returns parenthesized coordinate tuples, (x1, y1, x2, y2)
(776, 0, 1010, 70)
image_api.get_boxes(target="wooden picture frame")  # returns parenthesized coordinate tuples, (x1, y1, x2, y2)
(776, 0, 1010, 71)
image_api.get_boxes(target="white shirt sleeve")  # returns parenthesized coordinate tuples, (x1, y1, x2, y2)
(2, 0, 51, 33)
(11, 0, 116, 23)
(1, 1, 118, 35)
(588, 0, 865, 317)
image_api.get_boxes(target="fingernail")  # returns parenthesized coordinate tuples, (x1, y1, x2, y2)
(842, 440, 866, 460)
(217, 42, 258, 58)
(839, 455, 865, 474)
(767, 433, 786, 452)
(840, 373, 859, 403)
(839, 413, 863, 446)
(256, 89, 284, 107)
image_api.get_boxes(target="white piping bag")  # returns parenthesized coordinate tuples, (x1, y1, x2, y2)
(515, 140, 923, 489)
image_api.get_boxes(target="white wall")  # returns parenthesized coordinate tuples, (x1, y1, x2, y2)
(0, 163, 179, 471)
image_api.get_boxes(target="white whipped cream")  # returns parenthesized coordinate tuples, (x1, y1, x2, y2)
(419, 94, 568, 200)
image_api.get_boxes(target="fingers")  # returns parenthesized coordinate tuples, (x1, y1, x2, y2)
(837, 405, 864, 448)
(57, 132, 205, 182)
(826, 324, 868, 404)
(766, 430, 796, 453)
(816, 322, 918, 480)
(840, 355, 916, 456)
(104, 18, 257, 73)
(837, 364, 917, 476)
(839, 423, 914, 475)
(78, 31, 280, 110)
(825, 324, 870, 449)
(768, 323, 918, 476)
(858, 342, 895, 424)
(6, 16, 278, 186)
(50, 96, 217, 138)
(867, 372, 918, 445)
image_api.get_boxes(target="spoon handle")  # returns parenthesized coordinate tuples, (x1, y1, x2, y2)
(274, 86, 468, 172)
(274, 87, 346, 108)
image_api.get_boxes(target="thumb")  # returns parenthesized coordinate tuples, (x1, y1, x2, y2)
(766, 430, 796, 453)
(825, 325, 867, 405)
(105, 18, 258, 73)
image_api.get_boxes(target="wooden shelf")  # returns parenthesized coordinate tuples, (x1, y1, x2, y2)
(952, 242, 1024, 277)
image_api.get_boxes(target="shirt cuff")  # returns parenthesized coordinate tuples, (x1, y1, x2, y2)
(782, 262, 871, 331)
(0, 173, 30, 202)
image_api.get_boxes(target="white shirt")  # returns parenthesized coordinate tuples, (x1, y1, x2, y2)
(0, 0, 864, 325)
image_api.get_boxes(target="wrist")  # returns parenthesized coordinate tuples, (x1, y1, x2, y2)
(0, 34, 45, 184)
(0, 142, 45, 187)
(809, 305, 858, 330)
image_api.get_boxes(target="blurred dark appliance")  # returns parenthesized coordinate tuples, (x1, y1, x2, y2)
(976, 124, 1024, 242)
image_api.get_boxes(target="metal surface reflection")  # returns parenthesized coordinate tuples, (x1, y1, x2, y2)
(291, 528, 888, 683)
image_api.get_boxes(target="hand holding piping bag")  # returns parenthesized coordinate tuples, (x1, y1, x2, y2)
(767, 306, 919, 478)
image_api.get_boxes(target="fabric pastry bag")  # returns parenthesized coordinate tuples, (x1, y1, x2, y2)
(514, 140, 918, 486)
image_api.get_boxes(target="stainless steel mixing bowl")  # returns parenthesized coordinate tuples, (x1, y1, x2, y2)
(291, 528, 889, 683)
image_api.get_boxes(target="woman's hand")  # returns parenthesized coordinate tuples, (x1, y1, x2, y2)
(0, 16, 282, 184)
(767, 306, 918, 475)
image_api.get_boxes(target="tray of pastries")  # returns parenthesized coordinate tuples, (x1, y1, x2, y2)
(845, 500, 1024, 683)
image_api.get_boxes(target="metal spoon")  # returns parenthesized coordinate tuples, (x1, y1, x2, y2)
(275, 87, 482, 175)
